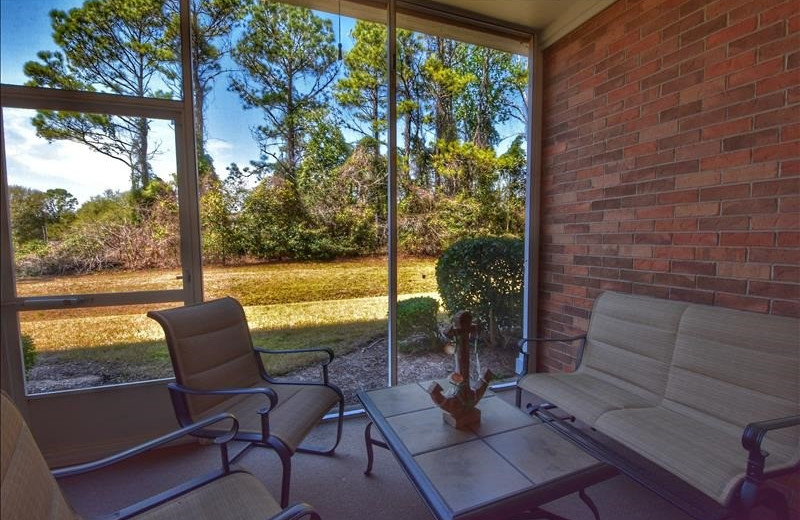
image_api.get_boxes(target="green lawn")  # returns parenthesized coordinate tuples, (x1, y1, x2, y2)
(19, 257, 439, 378)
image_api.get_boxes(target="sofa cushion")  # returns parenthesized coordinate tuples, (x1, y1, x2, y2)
(518, 372, 655, 425)
(595, 406, 798, 505)
(666, 304, 800, 452)
(580, 292, 688, 403)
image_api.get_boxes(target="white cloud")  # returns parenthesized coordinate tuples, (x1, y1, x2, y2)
(3, 109, 177, 204)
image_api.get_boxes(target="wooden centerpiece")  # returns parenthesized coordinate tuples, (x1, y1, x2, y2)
(427, 311, 493, 429)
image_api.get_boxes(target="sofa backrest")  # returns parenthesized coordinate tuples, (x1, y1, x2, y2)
(666, 304, 800, 451)
(581, 292, 688, 403)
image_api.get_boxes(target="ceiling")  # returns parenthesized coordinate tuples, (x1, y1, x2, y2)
(428, 0, 617, 48)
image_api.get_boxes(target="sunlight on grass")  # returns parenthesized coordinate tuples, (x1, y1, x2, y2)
(20, 256, 440, 382)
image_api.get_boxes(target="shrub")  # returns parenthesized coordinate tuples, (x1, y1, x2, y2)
(21, 334, 36, 373)
(436, 236, 523, 348)
(397, 296, 440, 353)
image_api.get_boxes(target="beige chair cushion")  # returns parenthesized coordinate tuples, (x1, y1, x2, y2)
(1, 393, 78, 520)
(595, 405, 798, 505)
(580, 292, 688, 403)
(518, 371, 655, 424)
(201, 382, 340, 452)
(666, 304, 800, 451)
(149, 298, 264, 419)
(130, 472, 281, 520)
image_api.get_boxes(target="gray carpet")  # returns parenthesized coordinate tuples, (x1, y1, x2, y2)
(58, 394, 785, 520)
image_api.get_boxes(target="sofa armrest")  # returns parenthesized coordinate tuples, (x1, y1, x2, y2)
(516, 335, 587, 376)
(739, 415, 800, 509)
(269, 503, 321, 520)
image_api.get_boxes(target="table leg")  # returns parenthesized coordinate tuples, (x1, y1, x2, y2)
(363, 421, 388, 475)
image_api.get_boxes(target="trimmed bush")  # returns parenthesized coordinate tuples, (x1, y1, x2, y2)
(436, 236, 523, 347)
(21, 334, 36, 373)
(397, 296, 440, 353)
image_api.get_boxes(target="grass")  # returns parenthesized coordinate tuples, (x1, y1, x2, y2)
(19, 256, 439, 379)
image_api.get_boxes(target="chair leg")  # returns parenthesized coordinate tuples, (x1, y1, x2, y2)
(296, 392, 345, 456)
(276, 445, 293, 508)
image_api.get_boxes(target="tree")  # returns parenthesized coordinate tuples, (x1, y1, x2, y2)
(454, 44, 528, 148)
(9, 186, 78, 245)
(230, 2, 338, 183)
(164, 0, 245, 160)
(23, 0, 173, 195)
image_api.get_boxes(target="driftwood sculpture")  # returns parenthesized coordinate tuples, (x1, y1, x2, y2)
(427, 311, 493, 429)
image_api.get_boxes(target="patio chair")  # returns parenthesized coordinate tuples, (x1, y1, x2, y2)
(147, 297, 345, 508)
(0, 391, 321, 520)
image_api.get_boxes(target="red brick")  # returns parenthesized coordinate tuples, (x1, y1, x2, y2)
(632, 284, 671, 298)
(696, 247, 748, 262)
(700, 184, 750, 201)
(659, 130, 701, 150)
(757, 70, 800, 95)
(669, 287, 715, 304)
(720, 232, 775, 246)
(620, 269, 655, 283)
(635, 232, 673, 245)
(636, 206, 674, 219)
(698, 216, 750, 230)
(717, 262, 772, 279)
(727, 56, 784, 88)
(634, 258, 670, 271)
(697, 276, 748, 293)
(673, 233, 719, 245)
(780, 196, 800, 213)
(760, 1, 798, 25)
(721, 163, 778, 183)
(778, 231, 800, 246)
(750, 214, 800, 230)
(749, 281, 800, 299)
(654, 246, 696, 259)
(672, 260, 716, 275)
(726, 91, 785, 119)
(783, 124, 800, 142)
(700, 150, 751, 170)
(723, 129, 780, 152)
(773, 265, 800, 282)
(708, 17, 759, 48)
(655, 219, 698, 231)
(772, 300, 800, 318)
(660, 101, 703, 123)
(658, 190, 699, 204)
(749, 247, 800, 263)
(676, 171, 721, 189)
(721, 198, 778, 215)
(675, 202, 721, 217)
(753, 179, 800, 197)
(707, 49, 757, 79)
(702, 118, 752, 140)
(715, 293, 770, 312)
(677, 141, 722, 160)
(681, 16, 728, 47)
(654, 272, 696, 288)
(728, 22, 787, 56)
(755, 107, 800, 129)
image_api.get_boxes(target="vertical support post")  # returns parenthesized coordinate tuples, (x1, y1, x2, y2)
(386, 0, 398, 387)
(519, 33, 542, 377)
(0, 109, 27, 407)
(176, 0, 203, 305)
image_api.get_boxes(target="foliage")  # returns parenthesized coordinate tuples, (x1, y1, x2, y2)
(9, 186, 78, 245)
(21, 334, 37, 373)
(397, 297, 440, 353)
(435, 236, 524, 348)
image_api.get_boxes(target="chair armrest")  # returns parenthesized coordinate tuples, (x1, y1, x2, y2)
(168, 383, 278, 442)
(269, 503, 321, 520)
(254, 346, 334, 384)
(516, 335, 587, 376)
(52, 413, 239, 479)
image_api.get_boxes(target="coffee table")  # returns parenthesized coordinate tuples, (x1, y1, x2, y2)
(358, 382, 618, 520)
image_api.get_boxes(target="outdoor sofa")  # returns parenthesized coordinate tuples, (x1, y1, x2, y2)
(517, 291, 800, 520)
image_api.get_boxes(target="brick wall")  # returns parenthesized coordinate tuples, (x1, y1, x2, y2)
(538, 0, 799, 372)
